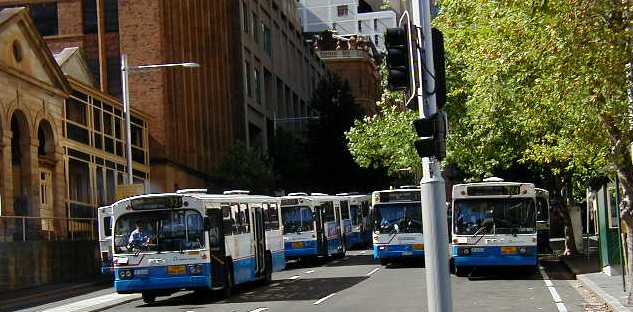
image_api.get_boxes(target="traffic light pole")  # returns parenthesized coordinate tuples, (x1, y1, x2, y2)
(411, 1, 453, 311)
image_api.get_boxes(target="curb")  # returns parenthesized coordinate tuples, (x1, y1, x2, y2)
(577, 274, 631, 312)
(0, 280, 111, 310)
(82, 296, 142, 312)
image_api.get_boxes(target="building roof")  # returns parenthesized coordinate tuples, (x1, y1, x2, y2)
(54, 47, 96, 88)
(0, 7, 71, 95)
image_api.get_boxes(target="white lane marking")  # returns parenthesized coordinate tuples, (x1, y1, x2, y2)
(249, 308, 269, 312)
(343, 257, 350, 261)
(289, 275, 301, 280)
(313, 293, 336, 305)
(270, 283, 280, 287)
(332, 260, 341, 264)
(41, 293, 139, 312)
(539, 266, 568, 312)
(305, 270, 315, 274)
(360, 250, 367, 254)
(366, 267, 380, 276)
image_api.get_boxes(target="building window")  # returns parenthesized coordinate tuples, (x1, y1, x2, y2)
(245, 61, 252, 97)
(264, 25, 272, 56)
(374, 19, 378, 31)
(83, 0, 118, 34)
(254, 68, 261, 104)
(0, 2, 59, 36)
(252, 13, 259, 43)
(375, 34, 379, 45)
(242, 2, 249, 33)
(12, 40, 22, 63)
(337, 5, 349, 17)
(358, 20, 362, 32)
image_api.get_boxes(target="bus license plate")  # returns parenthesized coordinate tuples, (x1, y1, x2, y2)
(471, 247, 485, 253)
(168, 265, 186, 275)
(501, 247, 518, 254)
(134, 269, 149, 276)
(292, 242, 305, 248)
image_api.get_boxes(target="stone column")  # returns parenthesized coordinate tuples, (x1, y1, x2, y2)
(28, 139, 40, 219)
(0, 134, 13, 241)
(52, 147, 67, 238)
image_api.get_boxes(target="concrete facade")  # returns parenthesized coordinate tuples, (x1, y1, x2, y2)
(2, 1, 328, 193)
(0, 8, 150, 239)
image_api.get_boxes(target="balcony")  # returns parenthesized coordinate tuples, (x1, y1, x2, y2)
(316, 49, 372, 60)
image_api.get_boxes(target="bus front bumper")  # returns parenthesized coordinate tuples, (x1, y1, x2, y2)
(284, 240, 318, 258)
(114, 265, 211, 293)
(452, 246, 537, 266)
(373, 244, 425, 259)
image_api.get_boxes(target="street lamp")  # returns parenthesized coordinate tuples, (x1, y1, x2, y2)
(121, 53, 199, 184)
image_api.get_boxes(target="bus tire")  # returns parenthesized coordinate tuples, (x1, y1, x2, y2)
(142, 292, 156, 304)
(223, 259, 234, 298)
(454, 265, 469, 277)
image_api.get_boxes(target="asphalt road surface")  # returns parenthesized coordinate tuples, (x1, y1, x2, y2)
(32, 250, 589, 312)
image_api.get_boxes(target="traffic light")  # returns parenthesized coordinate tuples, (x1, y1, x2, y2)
(431, 28, 446, 111)
(385, 28, 410, 90)
(413, 112, 446, 160)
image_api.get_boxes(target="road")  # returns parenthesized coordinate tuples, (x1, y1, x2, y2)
(13, 250, 600, 312)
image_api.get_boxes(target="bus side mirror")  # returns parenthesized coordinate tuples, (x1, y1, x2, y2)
(203, 217, 210, 231)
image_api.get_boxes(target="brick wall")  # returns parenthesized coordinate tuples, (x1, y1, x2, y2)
(56, 0, 83, 35)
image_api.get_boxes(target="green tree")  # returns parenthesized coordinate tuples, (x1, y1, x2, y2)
(215, 142, 276, 194)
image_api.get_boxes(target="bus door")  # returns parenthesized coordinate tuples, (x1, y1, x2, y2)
(536, 195, 551, 253)
(314, 205, 327, 256)
(207, 207, 227, 289)
(252, 205, 266, 275)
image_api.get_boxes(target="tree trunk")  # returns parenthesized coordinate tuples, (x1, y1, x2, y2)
(553, 173, 578, 255)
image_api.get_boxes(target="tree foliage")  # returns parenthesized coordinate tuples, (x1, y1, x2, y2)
(215, 142, 276, 194)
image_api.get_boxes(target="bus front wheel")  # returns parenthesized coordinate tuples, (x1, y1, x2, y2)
(142, 292, 156, 304)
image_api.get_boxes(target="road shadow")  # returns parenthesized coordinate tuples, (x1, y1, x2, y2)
(137, 276, 369, 307)
(325, 254, 376, 267)
(458, 258, 574, 281)
(382, 257, 426, 269)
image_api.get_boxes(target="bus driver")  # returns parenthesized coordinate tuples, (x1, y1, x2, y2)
(128, 221, 151, 248)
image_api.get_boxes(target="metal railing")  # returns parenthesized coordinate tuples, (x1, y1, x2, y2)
(0, 216, 97, 242)
(316, 49, 371, 60)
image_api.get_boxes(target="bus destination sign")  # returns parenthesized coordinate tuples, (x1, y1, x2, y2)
(379, 191, 421, 203)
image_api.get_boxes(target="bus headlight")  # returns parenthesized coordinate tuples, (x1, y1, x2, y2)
(459, 247, 471, 256)
(519, 247, 527, 254)
(188, 264, 204, 275)
(118, 269, 133, 279)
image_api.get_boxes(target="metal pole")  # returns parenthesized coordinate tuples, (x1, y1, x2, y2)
(121, 54, 134, 184)
(616, 177, 627, 291)
(411, 1, 453, 311)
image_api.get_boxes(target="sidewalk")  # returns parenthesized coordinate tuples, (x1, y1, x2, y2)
(0, 276, 125, 312)
(561, 254, 632, 312)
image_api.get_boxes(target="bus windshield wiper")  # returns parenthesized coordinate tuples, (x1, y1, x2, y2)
(472, 219, 494, 245)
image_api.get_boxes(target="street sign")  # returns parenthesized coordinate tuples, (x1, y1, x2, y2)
(116, 184, 145, 200)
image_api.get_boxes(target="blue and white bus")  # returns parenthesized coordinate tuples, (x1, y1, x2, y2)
(372, 188, 424, 265)
(97, 204, 113, 274)
(451, 178, 538, 276)
(280, 193, 346, 262)
(337, 193, 372, 249)
(108, 191, 283, 303)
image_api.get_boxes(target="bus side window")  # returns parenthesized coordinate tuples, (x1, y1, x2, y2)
(263, 203, 270, 230)
(269, 203, 280, 230)
(240, 203, 250, 233)
(231, 204, 241, 234)
(341, 201, 350, 219)
(221, 205, 233, 236)
(324, 202, 335, 222)
(103, 216, 112, 237)
(536, 197, 549, 222)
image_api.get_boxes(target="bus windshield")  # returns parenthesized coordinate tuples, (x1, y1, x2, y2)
(453, 198, 536, 235)
(373, 203, 422, 234)
(114, 209, 204, 254)
(282, 205, 314, 234)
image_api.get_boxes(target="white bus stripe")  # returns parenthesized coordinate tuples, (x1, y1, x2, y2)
(366, 268, 380, 276)
(313, 293, 336, 305)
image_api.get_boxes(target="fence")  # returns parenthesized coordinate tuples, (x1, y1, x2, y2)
(0, 216, 97, 242)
